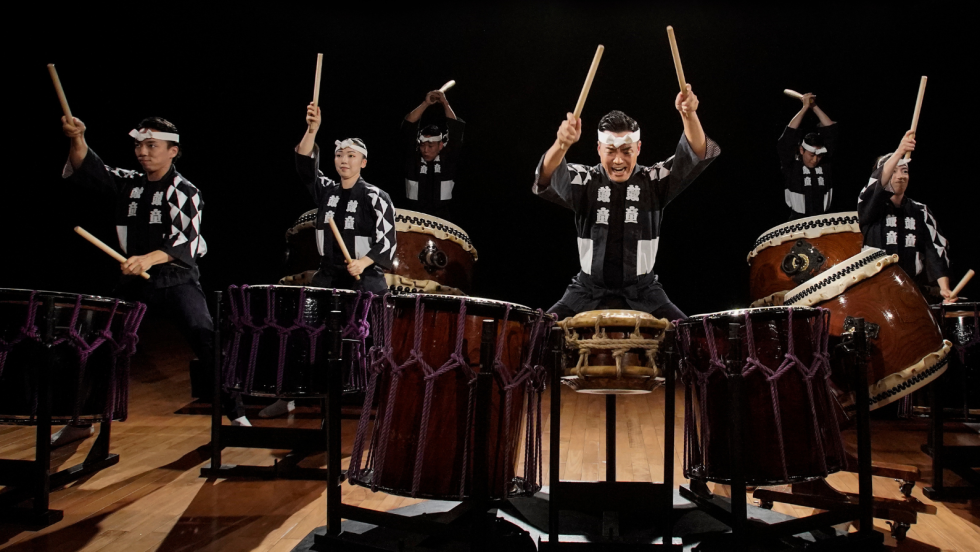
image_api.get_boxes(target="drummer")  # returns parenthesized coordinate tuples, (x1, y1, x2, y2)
(533, 86, 720, 321)
(59, 115, 248, 445)
(858, 130, 954, 301)
(778, 92, 838, 220)
(401, 89, 465, 221)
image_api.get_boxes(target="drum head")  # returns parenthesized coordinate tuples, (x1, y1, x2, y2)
(560, 309, 670, 330)
(747, 212, 860, 262)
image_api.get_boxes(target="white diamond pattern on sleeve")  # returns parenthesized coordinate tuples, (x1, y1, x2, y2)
(567, 164, 592, 185)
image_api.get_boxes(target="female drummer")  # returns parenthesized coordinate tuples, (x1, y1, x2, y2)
(532, 86, 720, 321)
(858, 130, 953, 301)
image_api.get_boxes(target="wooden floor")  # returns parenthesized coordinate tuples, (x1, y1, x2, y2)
(2, 319, 979, 552)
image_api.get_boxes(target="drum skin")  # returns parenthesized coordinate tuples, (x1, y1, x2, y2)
(348, 296, 542, 500)
(390, 225, 475, 294)
(679, 308, 846, 486)
(749, 232, 863, 303)
(903, 303, 979, 416)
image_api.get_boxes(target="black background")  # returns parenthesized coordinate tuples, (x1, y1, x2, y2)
(3, 3, 976, 315)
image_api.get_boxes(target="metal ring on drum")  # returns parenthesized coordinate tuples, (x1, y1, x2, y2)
(558, 310, 671, 394)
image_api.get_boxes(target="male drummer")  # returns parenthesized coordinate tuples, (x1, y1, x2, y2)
(401, 89, 464, 221)
(778, 93, 838, 220)
(533, 85, 720, 321)
(858, 130, 953, 301)
(59, 115, 248, 445)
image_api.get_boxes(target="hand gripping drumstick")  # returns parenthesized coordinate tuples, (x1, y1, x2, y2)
(950, 269, 975, 301)
(74, 226, 150, 279)
(906, 76, 927, 160)
(560, 45, 605, 150)
(47, 64, 75, 127)
(327, 217, 360, 281)
(666, 26, 686, 95)
(784, 89, 816, 104)
(308, 53, 323, 134)
(439, 80, 456, 93)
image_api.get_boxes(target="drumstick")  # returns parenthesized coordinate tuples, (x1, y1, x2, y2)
(47, 64, 75, 127)
(905, 76, 927, 160)
(74, 226, 150, 280)
(950, 269, 975, 300)
(308, 54, 323, 135)
(327, 216, 360, 281)
(438, 80, 456, 93)
(666, 26, 686, 95)
(783, 89, 816, 104)
(559, 45, 604, 151)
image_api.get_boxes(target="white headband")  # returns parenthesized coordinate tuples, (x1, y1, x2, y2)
(418, 134, 444, 143)
(897, 157, 911, 167)
(801, 141, 827, 155)
(334, 139, 368, 157)
(129, 128, 180, 143)
(597, 130, 640, 147)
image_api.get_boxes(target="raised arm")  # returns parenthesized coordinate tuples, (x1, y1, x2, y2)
(405, 91, 440, 123)
(787, 93, 814, 129)
(880, 131, 916, 191)
(538, 113, 582, 188)
(677, 84, 706, 159)
(63, 116, 89, 168)
(811, 103, 835, 127)
(297, 103, 320, 157)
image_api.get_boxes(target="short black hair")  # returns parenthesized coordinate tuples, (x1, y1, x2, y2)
(802, 132, 825, 149)
(598, 110, 639, 133)
(137, 117, 181, 158)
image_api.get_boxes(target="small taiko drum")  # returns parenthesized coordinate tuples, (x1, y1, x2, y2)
(748, 212, 863, 304)
(783, 248, 952, 412)
(389, 209, 478, 295)
(559, 310, 671, 394)
(0, 289, 145, 424)
(347, 294, 553, 500)
(220, 285, 373, 397)
(677, 306, 847, 485)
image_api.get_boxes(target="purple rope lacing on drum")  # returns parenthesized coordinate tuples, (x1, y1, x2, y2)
(51, 296, 113, 424)
(101, 302, 146, 422)
(342, 291, 374, 391)
(692, 316, 729, 477)
(347, 293, 391, 486)
(677, 323, 700, 480)
(513, 310, 552, 495)
(0, 291, 41, 380)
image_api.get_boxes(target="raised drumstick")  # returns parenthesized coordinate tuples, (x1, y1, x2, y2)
(906, 76, 927, 160)
(74, 226, 150, 279)
(560, 45, 604, 150)
(949, 269, 975, 301)
(783, 89, 816, 104)
(439, 80, 456, 93)
(308, 54, 323, 135)
(666, 26, 686, 95)
(327, 216, 360, 281)
(47, 64, 75, 127)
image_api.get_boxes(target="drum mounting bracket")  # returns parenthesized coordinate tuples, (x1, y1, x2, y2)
(419, 242, 448, 272)
(843, 316, 880, 340)
(781, 239, 826, 284)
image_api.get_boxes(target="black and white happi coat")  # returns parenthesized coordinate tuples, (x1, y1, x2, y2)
(777, 124, 838, 220)
(63, 150, 207, 288)
(857, 164, 950, 283)
(295, 145, 397, 286)
(401, 118, 465, 221)
(533, 134, 720, 314)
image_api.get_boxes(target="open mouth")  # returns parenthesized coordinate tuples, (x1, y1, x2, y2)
(610, 166, 629, 177)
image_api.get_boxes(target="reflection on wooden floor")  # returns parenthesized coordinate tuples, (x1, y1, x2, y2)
(1, 318, 979, 551)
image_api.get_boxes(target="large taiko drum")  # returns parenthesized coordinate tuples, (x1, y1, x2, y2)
(783, 248, 952, 412)
(677, 306, 847, 485)
(748, 212, 863, 304)
(281, 209, 320, 286)
(220, 285, 374, 397)
(347, 294, 553, 500)
(559, 310, 670, 394)
(0, 289, 145, 424)
(389, 209, 478, 295)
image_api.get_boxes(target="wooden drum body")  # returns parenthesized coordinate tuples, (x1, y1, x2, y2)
(389, 209, 478, 295)
(784, 248, 952, 412)
(559, 310, 670, 394)
(281, 209, 320, 286)
(678, 306, 846, 486)
(347, 294, 552, 500)
(0, 289, 145, 424)
(748, 212, 863, 304)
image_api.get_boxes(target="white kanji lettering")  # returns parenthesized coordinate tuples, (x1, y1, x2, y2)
(815, 167, 823, 175)
(327, 195, 339, 207)
(129, 187, 144, 199)
(904, 217, 916, 230)
(149, 209, 163, 224)
(324, 210, 334, 222)
(420, 164, 428, 174)
(802, 167, 810, 175)
(596, 207, 610, 225)
(344, 216, 355, 230)
(151, 191, 164, 206)
(625, 206, 639, 223)
(127, 202, 138, 217)
(817, 177, 825, 186)
(347, 200, 358, 213)
(804, 177, 812, 187)
(597, 186, 611, 203)
(626, 185, 641, 202)
(886, 215, 897, 228)
(434, 163, 441, 174)
(905, 233, 916, 248)
(886, 230, 898, 245)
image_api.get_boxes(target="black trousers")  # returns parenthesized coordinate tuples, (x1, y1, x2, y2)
(118, 280, 245, 419)
(548, 295, 686, 322)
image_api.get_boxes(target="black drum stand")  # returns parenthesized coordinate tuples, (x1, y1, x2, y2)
(0, 296, 120, 528)
(679, 320, 885, 550)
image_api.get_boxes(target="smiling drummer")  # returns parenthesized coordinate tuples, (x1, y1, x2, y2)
(533, 87, 720, 321)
